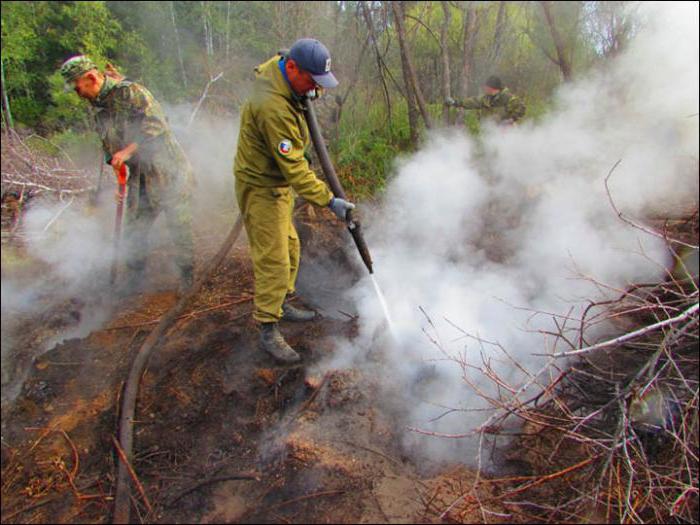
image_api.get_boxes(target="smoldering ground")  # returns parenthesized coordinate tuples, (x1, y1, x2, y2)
(314, 1, 699, 469)
(0, 104, 240, 406)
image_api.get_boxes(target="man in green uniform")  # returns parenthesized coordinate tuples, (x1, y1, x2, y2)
(60, 55, 195, 294)
(234, 38, 354, 363)
(446, 75, 526, 126)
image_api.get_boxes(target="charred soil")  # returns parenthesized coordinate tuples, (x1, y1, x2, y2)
(1, 205, 490, 524)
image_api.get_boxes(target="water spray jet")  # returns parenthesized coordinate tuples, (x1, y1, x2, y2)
(304, 99, 398, 338)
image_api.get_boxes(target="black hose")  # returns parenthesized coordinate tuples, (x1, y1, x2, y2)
(303, 100, 374, 274)
(113, 216, 245, 523)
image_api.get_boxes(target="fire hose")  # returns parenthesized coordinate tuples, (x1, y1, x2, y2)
(303, 99, 374, 275)
(112, 217, 245, 523)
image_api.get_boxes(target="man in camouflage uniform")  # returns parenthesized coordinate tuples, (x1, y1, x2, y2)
(60, 55, 195, 294)
(446, 75, 526, 126)
(234, 38, 354, 363)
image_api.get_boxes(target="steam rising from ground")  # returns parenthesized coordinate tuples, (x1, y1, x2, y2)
(1, 104, 238, 405)
(324, 2, 698, 467)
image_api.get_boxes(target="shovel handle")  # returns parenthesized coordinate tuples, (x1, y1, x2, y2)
(116, 164, 128, 186)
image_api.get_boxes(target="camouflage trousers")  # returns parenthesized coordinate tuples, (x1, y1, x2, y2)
(124, 171, 194, 278)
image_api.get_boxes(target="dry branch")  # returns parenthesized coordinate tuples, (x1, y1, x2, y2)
(547, 302, 699, 358)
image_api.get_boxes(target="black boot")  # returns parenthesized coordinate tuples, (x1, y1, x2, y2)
(282, 298, 317, 322)
(260, 323, 301, 363)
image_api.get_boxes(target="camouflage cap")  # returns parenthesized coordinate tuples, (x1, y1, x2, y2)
(484, 75, 503, 90)
(60, 55, 97, 82)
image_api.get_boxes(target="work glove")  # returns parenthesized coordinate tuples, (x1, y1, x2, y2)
(444, 96, 457, 107)
(328, 197, 355, 221)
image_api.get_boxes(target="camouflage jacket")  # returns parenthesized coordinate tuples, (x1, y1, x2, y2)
(91, 76, 193, 209)
(457, 88, 526, 123)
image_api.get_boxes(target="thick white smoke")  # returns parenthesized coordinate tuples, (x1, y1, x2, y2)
(324, 2, 699, 467)
(1, 102, 239, 405)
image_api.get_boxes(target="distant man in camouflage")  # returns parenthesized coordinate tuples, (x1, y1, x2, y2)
(446, 75, 526, 126)
(59, 55, 195, 293)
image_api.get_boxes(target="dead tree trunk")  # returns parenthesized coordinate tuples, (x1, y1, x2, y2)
(169, 1, 188, 89)
(1, 57, 13, 135)
(392, 1, 433, 136)
(361, 3, 393, 128)
(489, 1, 507, 65)
(440, 1, 452, 126)
(540, 1, 573, 81)
(225, 0, 231, 59)
(201, 1, 214, 58)
(458, 3, 478, 126)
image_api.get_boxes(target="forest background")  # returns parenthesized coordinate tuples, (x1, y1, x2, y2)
(1, 0, 639, 197)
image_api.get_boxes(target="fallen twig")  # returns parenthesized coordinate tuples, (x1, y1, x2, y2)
(545, 302, 699, 358)
(111, 435, 153, 515)
(166, 472, 260, 506)
(604, 160, 698, 249)
(295, 371, 331, 417)
(105, 295, 252, 330)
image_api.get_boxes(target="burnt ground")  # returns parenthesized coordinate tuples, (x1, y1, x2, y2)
(5, 194, 694, 524)
(1, 205, 496, 524)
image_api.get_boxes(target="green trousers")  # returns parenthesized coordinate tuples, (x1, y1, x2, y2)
(235, 179, 300, 323)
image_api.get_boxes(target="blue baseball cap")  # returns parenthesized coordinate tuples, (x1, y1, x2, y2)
(288, 38, 338, 89)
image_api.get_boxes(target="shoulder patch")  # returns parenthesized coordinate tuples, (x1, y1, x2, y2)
(278, 139, 293, 156)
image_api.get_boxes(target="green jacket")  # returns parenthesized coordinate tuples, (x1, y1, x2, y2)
(234, 56, 333, 207)
(457, 88, 526, 123)
(91, 76, 193, 209)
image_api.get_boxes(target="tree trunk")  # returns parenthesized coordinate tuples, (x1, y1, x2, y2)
(489, 1, 507, 65)
(201, 1, 213, 57)
(1, 57, 14, 135)
(440, 1, 452, 126)
(392, 1, 432, 136)
(361, 3, 393, 133)
(169, 1, 188, 89)
(540, 1, 573, 81)
(394, 10, 419, 142)
(458, 3, 478, 126)
(225, 0, 231, 60)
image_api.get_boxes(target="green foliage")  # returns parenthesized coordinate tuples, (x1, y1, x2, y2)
(2, 1, 639, 198)
(9, 96, 43, 128)
(335, 102, 410, 198)
(44, 72, 92, 131)
(1, 1, 142, 133)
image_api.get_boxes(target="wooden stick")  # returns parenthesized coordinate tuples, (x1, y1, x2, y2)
(295, 371, 331, 417)
(105, 295, 252, 331)
(545, 302, 698, 358)
(502, 456, 596, 497)
(111, 435, 153, 514)
(167, 472, 260, 506)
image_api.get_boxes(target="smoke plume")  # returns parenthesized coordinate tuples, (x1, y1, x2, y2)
(322, 1, 699, 468)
